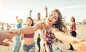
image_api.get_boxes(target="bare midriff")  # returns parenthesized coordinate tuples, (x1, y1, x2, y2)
(23, 38, 34, 45)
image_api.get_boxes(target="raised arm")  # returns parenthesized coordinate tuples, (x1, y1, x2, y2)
(43, 6, 48, 21)
(44, 6, 48, 18)
(16, 16, 20, 24)
(29, 10, 32, 17)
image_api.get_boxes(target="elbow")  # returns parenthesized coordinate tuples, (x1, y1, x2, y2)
(21, 38, 23, 40)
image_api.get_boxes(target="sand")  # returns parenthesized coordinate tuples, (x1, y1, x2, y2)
(0, 25, 86, 52)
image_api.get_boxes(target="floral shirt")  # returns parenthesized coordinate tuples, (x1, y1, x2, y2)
(39, 22, 62, 52)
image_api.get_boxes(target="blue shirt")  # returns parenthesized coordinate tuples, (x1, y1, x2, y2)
(17, 23, 22, 36)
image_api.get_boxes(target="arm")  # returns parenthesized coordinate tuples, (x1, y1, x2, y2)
(52, 28, 83, 44)
(43, 6, 48, 21)
(0, 30, 13, 46)
(21, 34, 24, 40)
(16, 16, 20, 24)
(68, 22, 76, 32)
(19, 23, 41, 34)
(29, 10, 32, 17)
(72, 23, 76, 31)
(44, 6, 48, 18)
(10, 22, 42, 36)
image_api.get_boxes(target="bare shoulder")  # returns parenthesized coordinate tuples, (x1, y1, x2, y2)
(34, 22, 42, 29)
(51, 27, 59, 34)
(36, 22, 42, 26)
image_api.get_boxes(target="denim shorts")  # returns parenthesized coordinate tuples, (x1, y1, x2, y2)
(23, 43, 35, 51)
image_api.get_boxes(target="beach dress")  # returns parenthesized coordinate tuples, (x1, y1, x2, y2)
(39, 22, 62, 52)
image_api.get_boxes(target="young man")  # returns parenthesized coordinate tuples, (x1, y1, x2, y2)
(13, 16, 23, 52)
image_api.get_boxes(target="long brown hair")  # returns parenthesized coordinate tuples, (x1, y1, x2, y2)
(52, 9, 67, 43)
(71, 16, 75, 23)
(52, 9, 67, 33)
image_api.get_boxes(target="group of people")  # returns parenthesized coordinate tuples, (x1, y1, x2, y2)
(0, 6, 86, 52)
(0, 23, 11, 30)
(12, 6, 48, 52)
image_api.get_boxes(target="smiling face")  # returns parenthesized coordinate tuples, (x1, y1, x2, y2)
(45, 9, 67, 34)
(46, 11, 59, 25)
(26, 17, 33, 26)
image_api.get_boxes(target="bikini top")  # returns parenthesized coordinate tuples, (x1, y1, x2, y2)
(24, 33, 34, 38)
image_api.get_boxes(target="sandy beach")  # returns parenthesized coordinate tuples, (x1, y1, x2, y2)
(0, 25, 86, 52)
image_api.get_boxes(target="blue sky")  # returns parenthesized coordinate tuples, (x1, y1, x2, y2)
(0, 0, 86, 23)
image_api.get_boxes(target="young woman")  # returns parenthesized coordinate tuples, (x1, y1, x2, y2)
(10, 9, 86, 52)
(68, 16, 77, 50)
(21, 17, 35, 52)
